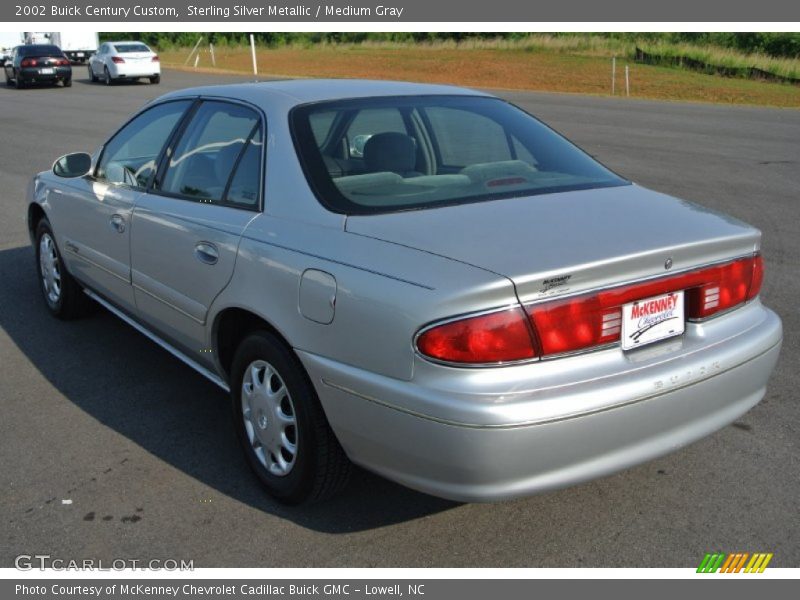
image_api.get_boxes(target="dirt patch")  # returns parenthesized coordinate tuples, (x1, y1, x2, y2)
(161, 45, 800, 109)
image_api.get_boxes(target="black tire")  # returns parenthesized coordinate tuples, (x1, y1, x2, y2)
(149, 74, 160, 85)
(62, 78, 72, 87)
(14, 72, 25, 89)
(231, 330, 351, 504)
(103, 66, 112, 86)
(88, 64, 97, 82)
(34, 218, 94, 320)
(4, 71, 11, 86)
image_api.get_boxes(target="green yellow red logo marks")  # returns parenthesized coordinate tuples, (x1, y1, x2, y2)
(697, 553, 773, 573)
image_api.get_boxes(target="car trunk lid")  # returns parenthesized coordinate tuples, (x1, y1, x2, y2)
(118, 52, 153, 62)
(345, 184, 760, 303)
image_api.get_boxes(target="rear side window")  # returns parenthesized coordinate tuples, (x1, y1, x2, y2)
(158, 101, 261, 208)
(225, 125, 263, 209)
(96, 100, 191, 189)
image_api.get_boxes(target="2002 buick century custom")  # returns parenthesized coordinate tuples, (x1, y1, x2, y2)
(27, 80, 782, 504)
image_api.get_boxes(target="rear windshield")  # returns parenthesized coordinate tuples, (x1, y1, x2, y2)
(114, 43, 150, 53)
(18, 45, 62, 57)
(291, 95, 628, 215)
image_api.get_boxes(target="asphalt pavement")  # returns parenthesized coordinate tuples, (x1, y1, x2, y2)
(1, 69, 798, 567)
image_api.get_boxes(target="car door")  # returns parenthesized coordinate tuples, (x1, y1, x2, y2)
(130, 99, 263, 358)
(53, 99, 193, 311)
(90, 44, 104, 75)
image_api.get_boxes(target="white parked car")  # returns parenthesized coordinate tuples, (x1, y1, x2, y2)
(88, 41, 160, 85)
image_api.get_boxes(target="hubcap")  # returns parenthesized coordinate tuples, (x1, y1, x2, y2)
(39, 233, 61, 304)
(241, 360, 297, 477)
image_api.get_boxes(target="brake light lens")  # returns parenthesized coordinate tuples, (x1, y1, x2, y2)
(686, 253, 763, 319)
(111, 56, 125, 64)
(416, 254, 764, 364)
(151, 55, 159, 62)
(530, 254, 763, 356)
(21, 58, 37, 67)
(528, 295, 621, 356)
(416, 308, 538, 364)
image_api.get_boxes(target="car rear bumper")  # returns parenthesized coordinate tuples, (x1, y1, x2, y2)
(299, 301, 782, 502)
(110, 63, 160, 78)
(19, 67, 71, 82)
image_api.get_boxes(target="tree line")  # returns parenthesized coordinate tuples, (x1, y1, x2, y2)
(98, 32, 800, 59)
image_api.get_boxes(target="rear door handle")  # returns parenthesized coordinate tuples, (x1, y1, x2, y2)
(109, 214, 126, 233)
(194, 242, 219, 265)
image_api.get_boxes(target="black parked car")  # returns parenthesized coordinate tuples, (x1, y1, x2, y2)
(4, 45, 72, 89)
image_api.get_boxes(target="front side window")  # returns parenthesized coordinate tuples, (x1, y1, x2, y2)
(96, 100, 191, 189)
(158, 101, 261, 207)
(292, 95, 628, 214)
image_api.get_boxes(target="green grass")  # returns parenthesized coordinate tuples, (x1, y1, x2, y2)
(636, 41, 800, 80)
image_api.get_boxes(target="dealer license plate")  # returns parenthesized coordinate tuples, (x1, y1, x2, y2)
(39, 68, 54, 74)
(621, 290, 684, 350)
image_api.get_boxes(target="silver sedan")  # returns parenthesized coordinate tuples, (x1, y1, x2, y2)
(26, 80, 782, 504)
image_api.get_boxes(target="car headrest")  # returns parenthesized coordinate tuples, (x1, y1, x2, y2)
(363, 132, 417, 176)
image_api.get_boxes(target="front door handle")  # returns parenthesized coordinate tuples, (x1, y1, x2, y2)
(109, 214, 126, 233)
(194, 242, 219, 265)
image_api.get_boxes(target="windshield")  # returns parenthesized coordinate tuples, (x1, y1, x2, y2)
(291, 95, 628, 215)
(19, 45, 62, 56)
(114, 43, 150, 53)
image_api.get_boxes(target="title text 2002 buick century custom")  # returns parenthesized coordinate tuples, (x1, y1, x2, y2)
(27, 80, 782, 504)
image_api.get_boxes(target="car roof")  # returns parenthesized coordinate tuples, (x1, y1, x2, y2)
(160, 79, 492, 106)
(105, 41, 150, 45)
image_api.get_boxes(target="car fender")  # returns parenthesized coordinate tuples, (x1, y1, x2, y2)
(207, 214, 517, 382)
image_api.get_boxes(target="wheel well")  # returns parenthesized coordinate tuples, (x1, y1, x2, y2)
(215, 308, 292, 380)
(28, 203, 46, 240)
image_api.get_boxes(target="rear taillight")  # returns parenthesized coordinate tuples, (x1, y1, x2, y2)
(57, 58, 69, 66)
(416, 254, 763, 364)
(152, 55, 159, 62)
(111, 56, 125, 64)
(686, 254, 763, 319)
(416, 308, 539, 364)
(527, 295, 622, 356)
(21, 58, 37, 67)
(530, 254, 763, 356)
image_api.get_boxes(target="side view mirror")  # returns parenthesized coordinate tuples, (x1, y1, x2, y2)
(53, 153, 92, 178)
